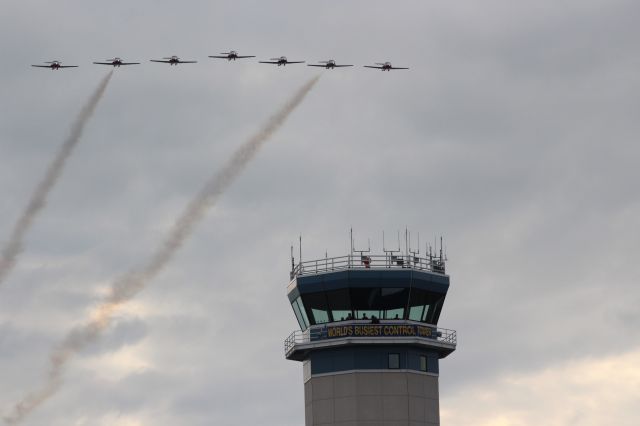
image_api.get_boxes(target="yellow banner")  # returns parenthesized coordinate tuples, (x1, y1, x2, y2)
(324, 324, 433, 339)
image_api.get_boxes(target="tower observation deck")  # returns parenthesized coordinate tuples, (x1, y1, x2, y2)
(284, 245, 456, 426)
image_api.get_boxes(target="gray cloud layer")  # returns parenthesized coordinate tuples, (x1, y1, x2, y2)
(0, 71, 113, 288)
(1, 0, 639, 425)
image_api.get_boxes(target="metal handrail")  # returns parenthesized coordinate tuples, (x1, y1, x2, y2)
(284, 322, 457, 355)
(290, 254, 445, 279)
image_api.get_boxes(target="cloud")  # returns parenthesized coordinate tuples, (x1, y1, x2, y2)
(1, 0, 640, 424)
(441, 346, 640, 426)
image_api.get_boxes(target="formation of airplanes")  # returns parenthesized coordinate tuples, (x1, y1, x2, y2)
(32, 51, 409, 71)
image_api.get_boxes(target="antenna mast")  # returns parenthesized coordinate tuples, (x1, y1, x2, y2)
(350, 227, 354, 255)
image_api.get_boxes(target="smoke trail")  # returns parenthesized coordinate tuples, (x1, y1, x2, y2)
(0, 71, 114, 288)
(3, 75, 320, 424)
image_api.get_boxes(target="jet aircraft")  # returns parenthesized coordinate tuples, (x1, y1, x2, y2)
(308, 60, 353, 69)
(209, 51, 256, 61)
(93, 58, 140, 67)
(150, 56, 197, 65)
(259, 56, 305, 66)
(363, 62, 409, 71)
(31, 61, 78, 70)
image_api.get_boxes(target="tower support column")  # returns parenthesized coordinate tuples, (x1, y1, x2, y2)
(304, 371, 440, 426)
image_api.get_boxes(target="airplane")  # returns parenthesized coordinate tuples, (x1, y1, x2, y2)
(308, 60, 353, 69)
(93, 58, 140, 67)
(259, 56, 305, 66)
(209, 51, 256, 61)
(363, 62, 409, 71)
(150, 56, 197, 65)
(31, 60, 78, 70)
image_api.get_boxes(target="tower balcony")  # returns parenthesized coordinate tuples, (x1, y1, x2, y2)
(290, 254, 446, 282)
(285, 320, 457, 361)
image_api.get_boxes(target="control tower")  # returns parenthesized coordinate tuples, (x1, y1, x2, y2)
(284, 236, 456, 426)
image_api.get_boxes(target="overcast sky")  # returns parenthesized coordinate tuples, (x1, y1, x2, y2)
(1, 1, 639, 425)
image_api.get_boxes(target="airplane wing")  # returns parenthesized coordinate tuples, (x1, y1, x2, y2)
(363, 65, 384, 69)
(307, 64, 326, 67)
(391, 67, 409, 70)
(287, 61, 305, 64)
(31, 65, 52, 68)
(119, 62, 140, 65)
(178, 60, 197, 63)
(93, 62, 115, 65)
(236, 55, 256, 58)
(150, 60, 172, 63)
(259, 61, 279, 64)
(58, 65, 79, 68)
(209, 56, 229, 59)
(334, 64, 354, 67)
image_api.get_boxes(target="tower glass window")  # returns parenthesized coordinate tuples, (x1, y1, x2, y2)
(421, 305, 431, 322)
(408, 288, 438, 322)
(385, 308, 404, 319)
(326, 288, 352, 321)
(409, 305, 425, 321)
(420, 355, 427, 372)
(311, 308, 330, 324)
(292, 300, 305, 329)
(291, 297, 309, 330)
(301, 292, 329, 325)
(388, 353, 400, 369)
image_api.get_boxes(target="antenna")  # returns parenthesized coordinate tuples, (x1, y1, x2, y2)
(299, 234, 302, 265)
(409, 231, 420, 257)
(353, 235, 371, 255)
(383, 231, 386, 252)
(405, 228, 409, 258)
(350, 227, 354, 255)
(383, 230, 400, 255)
(290, 245, 295, 279)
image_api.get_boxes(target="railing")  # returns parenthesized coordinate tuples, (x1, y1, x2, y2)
(290, 254, 445, 279)
(284, 321, 457, 355)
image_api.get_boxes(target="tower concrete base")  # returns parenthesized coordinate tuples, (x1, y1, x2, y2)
(304, 371, 440, 426)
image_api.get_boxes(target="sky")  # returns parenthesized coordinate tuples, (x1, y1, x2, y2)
(0, 0, 639, 425)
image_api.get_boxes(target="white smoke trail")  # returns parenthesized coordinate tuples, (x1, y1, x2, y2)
(3, 75, 320, 424)
(0, 71, 114, 288)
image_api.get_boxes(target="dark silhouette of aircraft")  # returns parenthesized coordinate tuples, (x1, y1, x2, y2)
(308, 60, 353, 69)
(32, 61, 78, 70)
(259, 56, 305, 66)
(150, 56, 197, 65)
(209, 51, 255, 61)
(93, 58, 140, 67)
(364, 62, 409, 71)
